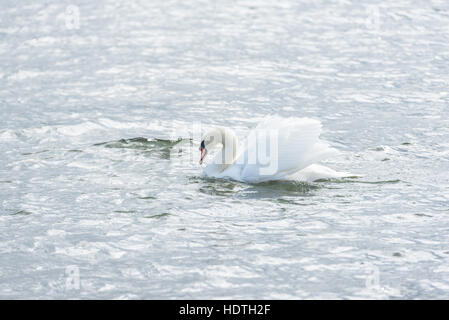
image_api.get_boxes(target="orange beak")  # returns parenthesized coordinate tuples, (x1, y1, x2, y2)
(199, 148, 207, 164)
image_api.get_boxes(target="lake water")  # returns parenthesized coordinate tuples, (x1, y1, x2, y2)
(1, 0, 449, 299)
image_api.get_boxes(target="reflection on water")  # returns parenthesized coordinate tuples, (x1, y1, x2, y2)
(194, 175, 319, 199)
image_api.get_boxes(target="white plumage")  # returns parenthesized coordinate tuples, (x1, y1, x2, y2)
(201, 115, 346, 183)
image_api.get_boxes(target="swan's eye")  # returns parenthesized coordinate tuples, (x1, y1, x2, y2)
(200, 140, 205, 150)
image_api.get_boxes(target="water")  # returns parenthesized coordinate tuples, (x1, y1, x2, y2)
(1, 0, 449, 299)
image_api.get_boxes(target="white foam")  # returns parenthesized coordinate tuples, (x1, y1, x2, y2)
(8, 70, 42, 81)
(56, 122, 103, 136)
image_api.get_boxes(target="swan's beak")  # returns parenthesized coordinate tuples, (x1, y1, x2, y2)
(199, 147, 207, 164)
(199, 140, 207, 164)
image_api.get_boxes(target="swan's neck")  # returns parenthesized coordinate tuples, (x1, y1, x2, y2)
(214, 128, 238, 172)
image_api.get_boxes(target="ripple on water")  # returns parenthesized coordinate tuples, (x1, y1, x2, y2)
(93, 137, 188, 159)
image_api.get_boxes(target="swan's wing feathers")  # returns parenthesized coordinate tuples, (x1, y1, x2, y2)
(240, 116, 337, 181)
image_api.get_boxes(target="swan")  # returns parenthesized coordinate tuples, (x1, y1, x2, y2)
(199, 115, 346, 183)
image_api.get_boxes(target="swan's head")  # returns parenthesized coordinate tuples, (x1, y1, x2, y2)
(199, 127, 238, 165)
(199, 128, 221, 164)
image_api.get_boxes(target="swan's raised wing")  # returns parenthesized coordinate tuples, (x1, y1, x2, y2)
(237, 116, 337, 182)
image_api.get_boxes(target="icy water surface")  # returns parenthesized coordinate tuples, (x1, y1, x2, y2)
(1, 0, 449, 299)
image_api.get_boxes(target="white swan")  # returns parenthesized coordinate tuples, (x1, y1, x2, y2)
(199, 115, 346, 183)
